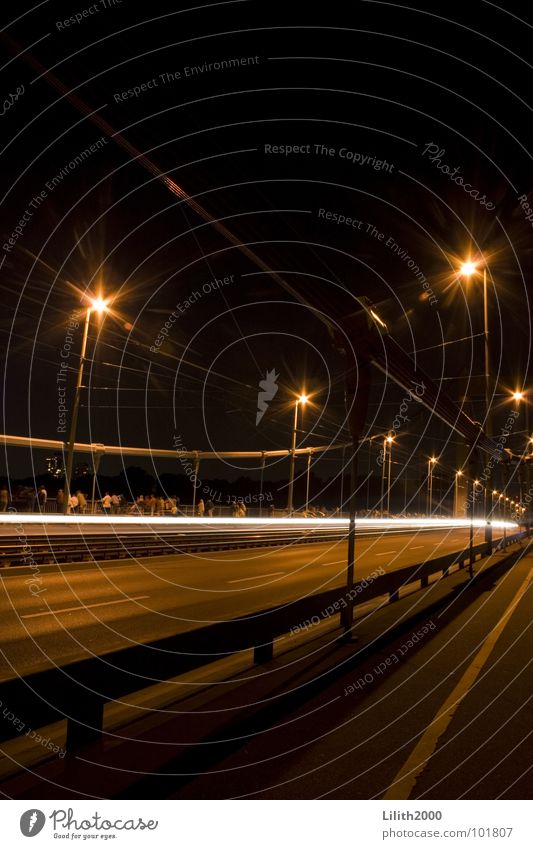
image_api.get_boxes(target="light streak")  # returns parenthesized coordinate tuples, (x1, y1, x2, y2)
(0, 515, 518, 529)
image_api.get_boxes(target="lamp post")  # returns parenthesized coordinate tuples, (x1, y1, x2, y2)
(459, 260, 493, 541)
(305, 451, 312, 514)
(459, 260, 492, 437)
(63, 295, 109, 514)
(510, 391, 530, 513)
(381, 435, 394, 517)
(287, 393, 308, 514)
(427, 457, 437, 515)
(492, 490, 498, 522)
(454, 470, 463, 517)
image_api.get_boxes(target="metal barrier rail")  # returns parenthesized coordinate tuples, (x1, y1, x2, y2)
(0, 527, 350, 566)
(0, 530, 527, 752)
(0, 523, 487, 567)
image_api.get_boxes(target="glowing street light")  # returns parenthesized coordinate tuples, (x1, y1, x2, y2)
(89, 296, 109, 314)
(459, 260, 477, 277)
(63, 293, 111, 514)
(287, 393, 309, 514)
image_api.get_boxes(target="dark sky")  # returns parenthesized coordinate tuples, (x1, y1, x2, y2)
(1, 0, 532, 489)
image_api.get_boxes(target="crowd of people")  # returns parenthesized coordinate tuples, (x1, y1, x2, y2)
(0, 486, 337, 518)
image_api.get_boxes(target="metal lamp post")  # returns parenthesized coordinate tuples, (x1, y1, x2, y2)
(381, 435, 393, 517)
(427, 457, 437, 515)
(63, 296, 109, 514)
(454, 470, 463, 517)
(287, 394, 308, 514)
(305, 451, 312, 513)
(459, 261, 493, 539)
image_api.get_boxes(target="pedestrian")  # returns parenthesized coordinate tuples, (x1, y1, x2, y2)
(37, 486, 47, 511)
(206, 498, 215, 517)
(0, 486, 8, 512)
(56, 489, 64, 512)
(68, 493, 79, 514)
(158, 496, 165, 516)
(101, 492, 112, 515)
(268, 503, 275, 517)
(76, 491, 87, 514)
(111, 493, 120, 515)
(197, 498, 205, 518)
(238, 500, 246, 517)
(169, 496, 178, 515)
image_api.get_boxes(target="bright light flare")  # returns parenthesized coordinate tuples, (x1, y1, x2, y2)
(89, 296, 109, 314)
(459, 260, 477, 277)
(298, 394, 309, 405)
(511, 391, 524, 402)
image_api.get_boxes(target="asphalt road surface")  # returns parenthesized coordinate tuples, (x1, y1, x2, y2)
(0, 527, 492, 679)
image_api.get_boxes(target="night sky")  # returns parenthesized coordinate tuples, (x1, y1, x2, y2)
(1, 0, 532, 498)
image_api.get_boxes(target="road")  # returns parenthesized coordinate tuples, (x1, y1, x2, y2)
(0, 526, 492, 679)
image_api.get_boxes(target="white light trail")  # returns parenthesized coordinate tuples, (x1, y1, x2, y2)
(0, 514, 518, 529)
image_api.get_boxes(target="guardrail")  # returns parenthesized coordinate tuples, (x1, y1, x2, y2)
(0, 528, 528, 753)
(0, 526, 351, 567)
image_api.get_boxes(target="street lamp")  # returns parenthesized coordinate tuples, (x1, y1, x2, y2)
(454, 470, 463, 517)
(458, 259, 491, 431)
(381, 435, 394, 517)
(63, 294, 110, 514)
(427, 457, 437, 516)
(510, 390, 530, 510)
(287, 393, 308, 514)
(459, 259, 493, 535)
